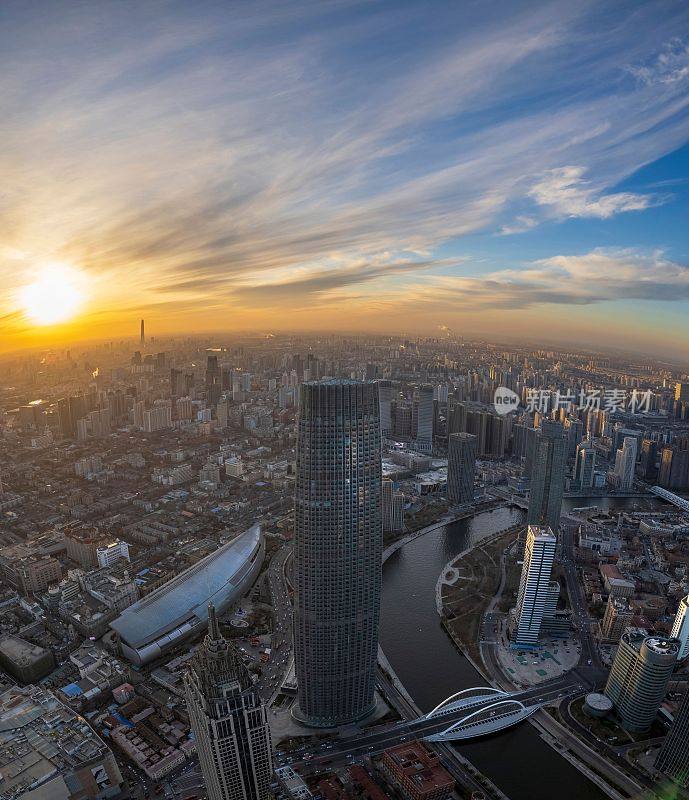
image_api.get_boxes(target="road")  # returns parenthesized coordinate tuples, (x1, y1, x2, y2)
(255, 543, 293, 704)
(559, 521, 605, 677)
(281, 676, 586, 775)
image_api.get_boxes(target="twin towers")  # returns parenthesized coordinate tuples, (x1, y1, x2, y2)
(293, 379, 383, 727)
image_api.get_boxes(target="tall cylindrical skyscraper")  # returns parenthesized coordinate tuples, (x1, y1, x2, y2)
(293, 380, 382, 727)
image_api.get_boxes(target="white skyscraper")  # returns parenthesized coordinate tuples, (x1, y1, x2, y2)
(612, 436, 637, 490)
(514, 525, 557, 648)
(671, 595, 689, 659)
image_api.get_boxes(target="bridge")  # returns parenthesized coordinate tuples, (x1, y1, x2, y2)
(423, 689, 539, 741)
(286, 678, 587, 776)
(649, 486, 689, 513)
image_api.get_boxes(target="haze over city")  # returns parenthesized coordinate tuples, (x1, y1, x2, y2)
(2, 1, 689, 356)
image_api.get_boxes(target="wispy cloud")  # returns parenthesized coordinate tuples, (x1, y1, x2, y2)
(528, 166, 659, 219)
(402, 249, 689, 312)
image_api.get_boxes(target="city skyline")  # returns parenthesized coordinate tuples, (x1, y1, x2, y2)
(2, 1, 689, 356)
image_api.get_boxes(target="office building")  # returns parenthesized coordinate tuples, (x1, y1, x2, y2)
(293, 380, 382, 727)
(96, 540, 130, 569)
(378, 380, 395, 437)
(526, 421, 565, 546)
(670, 595, 689, 659)
(676, 383, 689, 404)
(655, 688, 689, 787)
(184, 604, 273, 800)
(140, 318, 145, 344)
(604, 630, 679, 732)
(574, 439, 596, 490)
(382, 479, 404, 533)
(412, 384, 434, 451)
(447, 432, 477, 505)
(513, 525, 557, 648)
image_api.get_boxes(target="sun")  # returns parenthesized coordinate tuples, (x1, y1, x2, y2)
(18, 263, 87, 325)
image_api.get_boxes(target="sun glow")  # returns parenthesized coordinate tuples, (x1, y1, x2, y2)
(18, 263, 87, 325)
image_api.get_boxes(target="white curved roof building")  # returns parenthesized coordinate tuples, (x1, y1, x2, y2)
(111, 524, 264, 665)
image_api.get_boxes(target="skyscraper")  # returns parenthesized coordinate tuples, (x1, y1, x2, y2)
(412, 384, 434, 452)
(447, 432, 477, 505)
(382, 479, 404, 534)
(184, 605, 273, 800)
(611, 436, 637, 490)
(378, 380, 395, 437)
(670, 595, 689, 659)
(527, 421, 565, 533)
(513, 525, 557, 648)
(293, 380, 382, 727)
(140, 318, 145, 345)
(655, 687, 689, 787)
(604, 630, 679, 733)
(574, 439, 596, 489)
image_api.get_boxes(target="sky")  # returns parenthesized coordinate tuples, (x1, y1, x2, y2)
(1, 0, 689, 357)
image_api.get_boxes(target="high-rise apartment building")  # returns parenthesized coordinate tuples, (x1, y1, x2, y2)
(600, 596, 633, 643)
(655, 688, 689, 787)
(447, 432, 477, 505)
(513, 525, 557, 648)
(184, 605, 273, 800)
(527, 421, 565, 536)
(611, 436, 637, 490)
(293, 380, 382, 727)
(143, 405, 172, 433)
(670, 595, 689, 659)
(604, 630, 679, 732)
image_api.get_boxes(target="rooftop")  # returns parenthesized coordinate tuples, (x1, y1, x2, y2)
(110, 524, 262, 649)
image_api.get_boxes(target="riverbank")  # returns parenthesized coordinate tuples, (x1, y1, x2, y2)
(436, 525, 519, 672)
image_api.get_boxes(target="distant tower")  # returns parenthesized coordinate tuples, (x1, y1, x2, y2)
(447, 432, 477, 505)
(513, 525, 557, 648)
(184, 604, 273, 800)
(140, 319, 145, 345)
(655, 687, 689, 787)
(293, 380, 382, 727)
(604, 630, 679, 733)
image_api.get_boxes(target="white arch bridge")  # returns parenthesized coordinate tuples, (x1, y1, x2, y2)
(417, 686, 547, 742)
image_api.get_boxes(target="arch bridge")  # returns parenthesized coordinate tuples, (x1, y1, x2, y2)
(417, 685, 552, 742)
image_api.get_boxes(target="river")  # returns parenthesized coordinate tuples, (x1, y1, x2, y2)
(379, 496, 663, 800)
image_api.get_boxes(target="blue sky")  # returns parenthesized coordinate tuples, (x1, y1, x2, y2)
(1, 0, 688, 356)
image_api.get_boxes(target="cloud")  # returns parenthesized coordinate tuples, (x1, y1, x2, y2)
(231, 257, 447, 307)
(499, 216, 538, 235)
(0, 3, 688, 335)
(630, 37, 689, 85)
(403, 249, 689, 312)
(527, 166, 658, 219)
